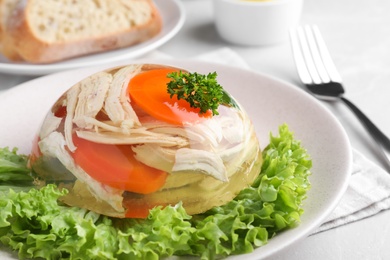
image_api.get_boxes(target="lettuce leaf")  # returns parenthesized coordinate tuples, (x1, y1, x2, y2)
(0, 124, 312, 260)
(0, 147, 34, 193)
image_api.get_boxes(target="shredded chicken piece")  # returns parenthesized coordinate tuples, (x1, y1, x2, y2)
(172, 148, 228, 182)
(39, 112, 63, 139)
(147, 126, 206, 144)
(104, 65, 142, 132)
(64, 85, 80, 152)
(216, 110, 244, 144)
(189, 118, 223, 148)
(76, 130, 189, 147)
(73, 72, 112, 129)
(132, 144, 176, 172)
(81, 116, 123, 133)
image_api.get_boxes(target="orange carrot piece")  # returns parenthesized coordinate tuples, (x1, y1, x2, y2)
(128, 68, 212, 125)
(71, 134, 167, 194)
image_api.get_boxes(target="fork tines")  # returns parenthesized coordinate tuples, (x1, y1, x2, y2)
(290, 25, 342, 86)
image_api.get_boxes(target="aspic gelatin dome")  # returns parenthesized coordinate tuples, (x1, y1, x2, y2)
(30, 64, 262, 218)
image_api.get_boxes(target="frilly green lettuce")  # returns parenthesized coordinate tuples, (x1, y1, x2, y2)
(0, 124, 311, 259)
(0, 147, 33, 194)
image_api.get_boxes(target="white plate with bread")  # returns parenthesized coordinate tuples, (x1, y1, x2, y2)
(0, 0, 185, 75)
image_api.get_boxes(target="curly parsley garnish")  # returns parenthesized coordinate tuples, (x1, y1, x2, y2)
(167, 71, 236, 116)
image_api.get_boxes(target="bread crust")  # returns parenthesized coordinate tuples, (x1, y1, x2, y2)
(0, 0, 22, 61)
(5, 0, 162, 63)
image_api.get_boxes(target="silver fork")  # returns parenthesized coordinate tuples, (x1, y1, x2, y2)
(290, 24, 390, 172)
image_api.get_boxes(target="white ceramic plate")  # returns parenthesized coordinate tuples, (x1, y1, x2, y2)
(0, 60, 352, 260)
(0, 0, 185, 76)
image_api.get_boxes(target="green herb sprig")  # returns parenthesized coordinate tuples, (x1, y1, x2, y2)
(167, 71, 234, 116)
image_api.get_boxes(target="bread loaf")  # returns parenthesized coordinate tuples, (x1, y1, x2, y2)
(1, 0, 162, 63)
(0, 0, 22, 60)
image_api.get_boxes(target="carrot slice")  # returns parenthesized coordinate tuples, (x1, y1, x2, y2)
(125, 206, 151, 219)
(71, 134, 167, 194)
(128, 68, 212, 125)
(28, 135, 41, 168)
(123, 199, 166, 219)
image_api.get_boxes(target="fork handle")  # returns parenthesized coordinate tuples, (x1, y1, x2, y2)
(340, 97, 390, 172)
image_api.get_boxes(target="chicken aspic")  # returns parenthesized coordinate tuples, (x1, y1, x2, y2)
(29, 64, 262, 218)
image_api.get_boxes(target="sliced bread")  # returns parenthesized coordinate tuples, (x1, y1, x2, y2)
(0, 0, 22, 60)
(3, 0, 162, 63)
